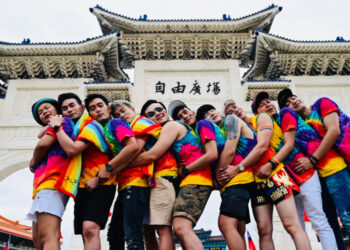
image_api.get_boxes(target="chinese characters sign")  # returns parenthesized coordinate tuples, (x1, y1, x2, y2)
(155, 80, 221, 96)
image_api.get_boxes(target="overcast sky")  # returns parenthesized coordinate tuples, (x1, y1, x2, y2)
(0, 0, 349, 249)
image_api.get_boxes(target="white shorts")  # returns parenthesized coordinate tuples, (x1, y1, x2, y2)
(26, 189, 69, 223)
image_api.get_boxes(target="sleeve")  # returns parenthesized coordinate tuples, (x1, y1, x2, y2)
(45, 127, 56, 138)
(110, 119, 135, 144)
(279, 108, 298, 133)
(316, 97, 340, 118)
(196, 119, 216, 144)
(132, 117, 162, 141)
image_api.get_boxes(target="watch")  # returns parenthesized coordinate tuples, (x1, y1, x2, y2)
(105, 163, 113, 173)
(53, 125, 61, 133)
(238, 163, 245, 172)
(181, 166, 190, 177)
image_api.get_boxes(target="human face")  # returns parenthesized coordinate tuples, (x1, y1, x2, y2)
(256, 98, 277, 116)
(61, 98, 84, 120)
(38, 102, 58, 125)
(285, 96, 306, 113)
(204, 109, 223, 125)
(112, 104, 135, 123)
(88, 98, 110, 123)
(177, 107, 196, 126)
(225, 102, 245, 119)
(145, 103, 169, 124)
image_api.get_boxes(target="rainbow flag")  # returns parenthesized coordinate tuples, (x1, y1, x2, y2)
(55, 114, 110, 199)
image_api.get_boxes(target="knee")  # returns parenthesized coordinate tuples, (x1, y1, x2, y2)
(83, 222, 100, 240)
(257, 221, 272, 238)
(218, 217, 231, 234)
(173, 222, 189, 239)
(282, 218, 299, 235)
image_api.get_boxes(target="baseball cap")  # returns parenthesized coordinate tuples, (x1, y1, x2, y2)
(251, 91, 270, 114)
(277, 88, 294, 109)
(32, 98, 60, 125)
(168, 100, 188, 120)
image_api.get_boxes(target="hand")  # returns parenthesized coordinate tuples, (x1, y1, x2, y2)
(178, 166, 190, 178)
(49, 115, 64, 127)
(85, 177, 99, 191)
(212, 179, 221, 190)
(293, 157, 313, 175)
(217, 165, 239, 186)
(256, 162, 273, 179)
(96, 167, 111, 183)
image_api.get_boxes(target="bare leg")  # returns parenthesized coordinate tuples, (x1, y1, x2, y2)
(144, 225, 159, 250)
(157, 225, 175, 250)
(82, 221, 101, 250)
(36, 213, 61, 250)
(253, 204, 274, 250)
(237, 220, 246, 249)
(173, 217, 203, 250)
(32, 221, 42, 250)
(218, 214, 245, 250)
(276, 195, 311, 250)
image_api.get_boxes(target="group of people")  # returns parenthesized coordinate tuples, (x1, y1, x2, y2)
(26, 88, 350, 250)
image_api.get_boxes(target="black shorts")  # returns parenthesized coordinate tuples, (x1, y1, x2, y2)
(220, 183, 254, 223)
(74, 185, 116, 234)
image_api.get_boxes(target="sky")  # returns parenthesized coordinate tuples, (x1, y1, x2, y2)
(0, 0, 349, 249)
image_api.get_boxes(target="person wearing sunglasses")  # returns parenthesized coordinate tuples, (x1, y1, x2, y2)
(138, 100, 178, 250)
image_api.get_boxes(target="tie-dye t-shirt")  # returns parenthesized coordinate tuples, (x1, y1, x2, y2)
(33, 117, 74, 198)
(306, 97, 350, 163)
(77, 119, 115, 188)
(250, 113, 284, 182)
(117, 116, 162, 190)
(171, 121, 212, 187)
(195, 119, 226, 178)
(279, 108, 347, 178)
(222, 121, 256, 190)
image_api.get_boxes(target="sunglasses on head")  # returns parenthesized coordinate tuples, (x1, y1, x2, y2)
(147, 106, 164, 118)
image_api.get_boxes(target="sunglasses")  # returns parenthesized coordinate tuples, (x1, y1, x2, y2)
(147, 106, 164, 118)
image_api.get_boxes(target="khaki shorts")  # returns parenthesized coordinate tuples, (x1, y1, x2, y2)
(148, 177, 176, 226)
(173, 185, 212, 226)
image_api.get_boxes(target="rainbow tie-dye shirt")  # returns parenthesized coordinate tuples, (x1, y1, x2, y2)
(195, 119, 226, 178)
(278, 108, 347, 178)
(117, 116, 162, 190)
(251, 113, 285, 182)
(222, 121, 256, 190)
(171, 121, 212, 187)
(306, 97, 350, 163)
(32, 117, 74, 198)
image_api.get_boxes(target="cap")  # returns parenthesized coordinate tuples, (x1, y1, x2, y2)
(222, 99, 236, 116)
(168, 100, 188, 120)
(196, 104, 215, 121)
(251, 91, 270, 114)
(32, 98, 59, 126)
(277, 88, 294, 109)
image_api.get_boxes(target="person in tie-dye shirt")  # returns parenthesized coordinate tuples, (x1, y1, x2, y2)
(223, 93, 310, 250)
(109, 100, 162, 250)
(196, 104, 256, 250)
(132, 100, 218, 249)
(49, 94, 138, 250)
(138, 99, 178, 250)
(279, 88, 350, 239)
(27, 98, 71, 250)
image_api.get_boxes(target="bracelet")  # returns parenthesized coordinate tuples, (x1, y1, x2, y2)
(181, 166, 190, 177)
(53, 125, 62, 133)
(309, 156, 318, 167)
(271, 157, 280, 165)
(268, 159, 278, 169)
(310, 155, 319, 164)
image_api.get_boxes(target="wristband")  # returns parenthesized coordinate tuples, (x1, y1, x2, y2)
(310, 155, 319, 164)
(309, 156, 318, 167)
(271, 157, 280, 165)
(268, 159, 278, 169)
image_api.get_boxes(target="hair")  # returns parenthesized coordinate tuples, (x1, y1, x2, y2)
(110, 100, 133, 113)
(58, 92, 82, 107)
(173, 105, 189, 120)
(140, 99, 167, 116)
(84, 94, 109, 112)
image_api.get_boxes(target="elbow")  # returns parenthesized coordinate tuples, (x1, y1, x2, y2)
(208, 152, 218, 164)
(256, 144, 269, 157)
(65, 150, 76, 157)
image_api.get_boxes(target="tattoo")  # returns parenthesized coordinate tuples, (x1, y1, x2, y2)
(225, 115, 239, 140)
(259, 126, 273, 132)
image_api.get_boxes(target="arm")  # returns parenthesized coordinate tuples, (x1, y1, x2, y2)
(216, 115, 242, 185)
(49, 115, 89, 156)
(37, 125, 49, 139)
(295, 112, 340, 173)
(132, 122, 179, 166)
(184, 140, 218, 174)
(31, 134, 56, 166)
